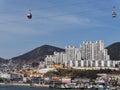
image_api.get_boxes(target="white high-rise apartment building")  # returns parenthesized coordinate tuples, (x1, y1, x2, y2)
(80, 40, 110, 60)
(65, 45, 80, 61)
(45, 40, 119, 69)
(45, 52, 65, 65)
(45, 45, 80, 65)
(94, 40, 104, 60)
(80, 41, 94, 60)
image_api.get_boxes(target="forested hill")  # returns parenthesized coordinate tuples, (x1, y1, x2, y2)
(11, 45, 65, 65)
(106, 42, 120, 60)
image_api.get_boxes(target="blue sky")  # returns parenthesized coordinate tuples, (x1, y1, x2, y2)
(0, 0, 120, 59)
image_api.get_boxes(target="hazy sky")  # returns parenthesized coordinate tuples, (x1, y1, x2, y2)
(0, 0, 120, 59)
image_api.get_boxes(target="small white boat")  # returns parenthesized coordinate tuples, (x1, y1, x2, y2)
(49, 82, 79, 89)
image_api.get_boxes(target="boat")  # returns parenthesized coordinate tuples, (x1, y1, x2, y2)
(49, 82, 80, 89)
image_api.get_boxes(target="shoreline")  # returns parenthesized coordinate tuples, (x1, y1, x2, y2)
(0, 83, 119, 90)
(0, 83, 49, 88)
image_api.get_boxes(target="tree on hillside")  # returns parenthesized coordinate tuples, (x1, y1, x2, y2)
(31, 62, 39, 67)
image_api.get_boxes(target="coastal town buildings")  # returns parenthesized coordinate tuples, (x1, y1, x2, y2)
(45, 40, 119, 69)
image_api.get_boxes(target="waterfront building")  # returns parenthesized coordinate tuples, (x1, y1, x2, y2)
(0, 72, 20, 80)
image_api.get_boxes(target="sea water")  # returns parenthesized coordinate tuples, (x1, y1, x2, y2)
(0, 86, 80, 90)
(0, 86, 110, 90)
(0, 86, 48, 90)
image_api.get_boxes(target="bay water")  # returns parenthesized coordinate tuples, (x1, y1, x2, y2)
(0, 86, 107, 90)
